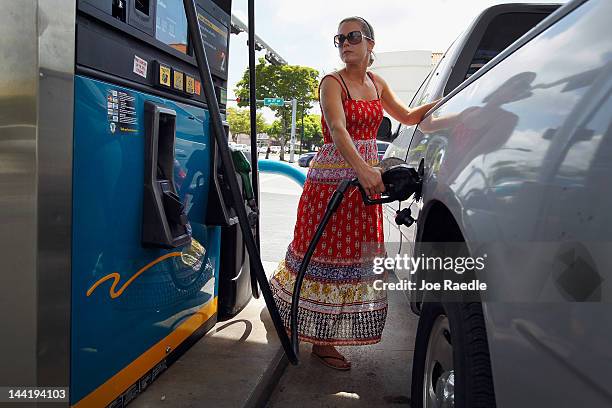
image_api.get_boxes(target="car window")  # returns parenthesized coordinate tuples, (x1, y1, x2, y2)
(464, 12, 552, 80)
(387, 38, 463, 156)
(409, 69, 435, 108)
(425, 30, 474, 102)
(384, 126, 414, 161)
(386, 53, 448, 158)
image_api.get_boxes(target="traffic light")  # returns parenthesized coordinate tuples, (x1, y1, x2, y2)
(235, 97, 241, 104)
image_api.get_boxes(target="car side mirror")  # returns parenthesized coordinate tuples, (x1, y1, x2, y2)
(377, 116, 393, 142)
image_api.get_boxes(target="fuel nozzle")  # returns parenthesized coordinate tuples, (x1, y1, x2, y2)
(353, 158, 422, 205)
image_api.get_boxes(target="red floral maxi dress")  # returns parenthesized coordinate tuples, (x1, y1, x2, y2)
(269, 72, 387, 346)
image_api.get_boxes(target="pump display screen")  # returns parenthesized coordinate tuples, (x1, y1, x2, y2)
(197, 5, 229, 77)
(155, 0, 189, 54)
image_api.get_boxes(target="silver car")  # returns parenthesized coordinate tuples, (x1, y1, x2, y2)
(383, 0, 612, 407)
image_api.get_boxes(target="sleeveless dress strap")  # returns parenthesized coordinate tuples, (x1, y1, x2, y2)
(336, 73, 353, 100)
(318, 73, 351, 102)
(367, 71, 380, 99)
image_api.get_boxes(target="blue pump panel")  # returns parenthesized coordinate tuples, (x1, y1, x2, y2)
(71, 76, 221, 405)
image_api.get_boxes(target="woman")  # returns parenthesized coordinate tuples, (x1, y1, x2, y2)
(269, 16, 439, 370)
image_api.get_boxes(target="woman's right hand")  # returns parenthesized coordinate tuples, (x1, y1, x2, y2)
(356, 164, 385, 198)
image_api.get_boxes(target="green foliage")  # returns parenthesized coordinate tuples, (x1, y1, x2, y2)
(301, 114, 323, 151)
(266, 114, 322, 153)
(266, 119, 287, 154)
(234, 58, 319, 159)
(267, 119, 283, 138)
(234, 58, 319, 112)
(226, 107, 267, 142)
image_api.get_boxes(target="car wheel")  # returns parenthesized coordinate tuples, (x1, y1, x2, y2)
(411, 301, 496, 408)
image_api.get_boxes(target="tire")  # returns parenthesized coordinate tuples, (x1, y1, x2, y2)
(411, 301, 496, 408)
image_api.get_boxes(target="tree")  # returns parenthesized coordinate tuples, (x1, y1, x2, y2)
(267, 115, 321, 156)
(226, 107, 267, 142)
(267, 119, 285, 152)
(234, 58, 319, 160)
(301, 114, 323, 151)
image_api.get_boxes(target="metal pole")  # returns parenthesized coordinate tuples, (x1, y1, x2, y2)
(248, 0, 261, 298)
(182, 0, 296, 363)
(289, 98, 297, 163)
(299, 100, 304, 155)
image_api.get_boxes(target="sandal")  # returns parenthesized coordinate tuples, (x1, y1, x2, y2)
(311, 350, 352, 371)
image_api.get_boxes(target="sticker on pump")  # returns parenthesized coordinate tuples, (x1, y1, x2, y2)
(107, 88, 138, 134)
(159, 64, 171, 87)
(133, 55, 148, 79)
(185, 75, 195, 94)
(194, 80, 201, 96)
(173, 70, 184, 91)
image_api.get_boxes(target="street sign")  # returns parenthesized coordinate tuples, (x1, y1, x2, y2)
(264, 97, 284, 107)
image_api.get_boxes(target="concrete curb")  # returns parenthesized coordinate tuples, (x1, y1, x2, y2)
(244, 347, 289, 408)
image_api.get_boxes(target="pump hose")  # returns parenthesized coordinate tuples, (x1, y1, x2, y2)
(289, 179, 357, 356)
(183, 0, 298, 364)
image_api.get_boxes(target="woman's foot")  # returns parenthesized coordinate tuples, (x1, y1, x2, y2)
(311, 345, 351, 370)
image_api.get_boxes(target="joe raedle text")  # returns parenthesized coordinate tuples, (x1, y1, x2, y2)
(373, 279, 487, 291)
(371, 253, 488, 293)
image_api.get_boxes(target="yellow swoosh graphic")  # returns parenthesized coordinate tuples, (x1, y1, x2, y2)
(87, 252, 182, 298)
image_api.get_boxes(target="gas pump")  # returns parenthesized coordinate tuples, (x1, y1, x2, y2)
(1, 0, 271, 404)
(1, 1, 421, 406)
(14, 0, 256, 406)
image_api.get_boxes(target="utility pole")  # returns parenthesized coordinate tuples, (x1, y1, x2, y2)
(299, 100, 304, 155)
(289, 98, 297, 163)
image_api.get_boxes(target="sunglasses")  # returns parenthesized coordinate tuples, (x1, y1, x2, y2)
(334, 31, 372, 48)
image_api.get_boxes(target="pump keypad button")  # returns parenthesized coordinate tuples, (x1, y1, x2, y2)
(173, 70, 184, 91)
(158, 64, 171, 87)
(186, 75, 195, 94)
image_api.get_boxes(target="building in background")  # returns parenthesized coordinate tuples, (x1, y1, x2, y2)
(370, 50, 441, 129)
(431, 52, 443, 67)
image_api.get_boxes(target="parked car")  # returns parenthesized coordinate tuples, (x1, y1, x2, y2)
(383, 1, 560, 264)
(385, 0, 611, 407)
(297, 152, 317, 167)
(382, 2, 560, 159)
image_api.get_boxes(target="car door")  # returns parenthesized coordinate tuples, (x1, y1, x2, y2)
(384, 45, 457, 263)
(393, 5, 559, 261)
(408, 1, 612, 405)
(382, 69, 434, 256)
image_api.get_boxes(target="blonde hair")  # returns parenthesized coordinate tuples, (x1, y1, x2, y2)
(338, 16, 375, 66)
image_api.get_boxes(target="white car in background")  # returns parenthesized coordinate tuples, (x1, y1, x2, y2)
(231, 144, 248, 152)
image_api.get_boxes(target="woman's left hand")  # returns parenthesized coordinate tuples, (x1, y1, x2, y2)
(410, 99, 442, 124)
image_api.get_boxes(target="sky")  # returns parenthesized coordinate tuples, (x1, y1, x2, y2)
(225, 0, 565, 122)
